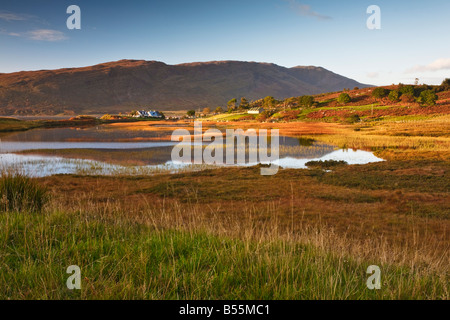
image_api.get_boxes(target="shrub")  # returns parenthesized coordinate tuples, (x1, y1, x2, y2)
(414, 85, 432, 97)
(0, 172, 49, 213)
(437, 78, 450, 92)
(345, 114, 361, 124)
(401, 94, 415, 104)
(417, 90, 438, 106)
(337, 93, 351, 104)
(257, 111, 273, 122)
(388, 90, 400, 102)
(280, 110, 300, 121)
(400, 85, 415, 97)
(372, 87, 388, 99)
(298, 95, 315, 108)
(100, 114, 113, 120)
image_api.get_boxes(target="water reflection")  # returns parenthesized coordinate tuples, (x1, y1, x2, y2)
(0, 127, 384, 177)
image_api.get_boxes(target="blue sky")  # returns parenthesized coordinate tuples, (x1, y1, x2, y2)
(0, 0, 449, 85)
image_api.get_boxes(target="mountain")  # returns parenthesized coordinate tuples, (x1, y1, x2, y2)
(0, 60, 370, 115)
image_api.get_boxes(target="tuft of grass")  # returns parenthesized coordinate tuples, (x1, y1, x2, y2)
(305, 160, 348, 169)
(0, 172, 49, 213)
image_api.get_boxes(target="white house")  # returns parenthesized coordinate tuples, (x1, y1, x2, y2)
(134, 110, 164, 118)
(248, 107, 264, 115)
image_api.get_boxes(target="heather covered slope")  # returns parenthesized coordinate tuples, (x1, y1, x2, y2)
(0, 60, 369, 115)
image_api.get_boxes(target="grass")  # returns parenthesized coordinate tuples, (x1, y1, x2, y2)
(300, 115, 450, 161)
(19, 147, 175, 166)
(305, 160, 348, 169)
(0, 201, 447, 299)
(0, 171, 48, 213)
(203, 113, 251, 122)
(0, 116, 161, 134)
(0, 117, 42, 133)
(0, 107, 449, 300)
(0, 159, 447, 299)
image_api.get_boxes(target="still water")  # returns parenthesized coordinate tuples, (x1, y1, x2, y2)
(0, 126, 383, 177)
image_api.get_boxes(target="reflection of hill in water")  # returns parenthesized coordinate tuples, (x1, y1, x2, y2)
(1, 126, 167, 142)
(1, 128, 337, 166)
(278, 142, 336, 159)
(216, 138, 336, 164)
(263, 136, 336, 160)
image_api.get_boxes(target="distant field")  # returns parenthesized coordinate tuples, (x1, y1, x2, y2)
(202, 113, 251, 121)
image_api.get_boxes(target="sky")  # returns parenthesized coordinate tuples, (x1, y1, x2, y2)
(0, 0, 449, 85)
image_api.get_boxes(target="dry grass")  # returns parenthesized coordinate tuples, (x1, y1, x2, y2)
(39, 161, 449, 274)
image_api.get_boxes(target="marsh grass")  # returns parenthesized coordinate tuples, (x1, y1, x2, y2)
(0, 171, 48, 213)
(0, 115, 448, 300)
(0, 199, 448, 300)
(305, 160, 348, 169)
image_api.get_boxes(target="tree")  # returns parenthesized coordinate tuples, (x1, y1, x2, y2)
(388, 90, 400, 102)
(263, 96, 276, 109)
(187, 110, 196, 117)
(227, 98, 237, 110)
(257, 111, 272, 122)
(372, 87, 388, 99)
(441, 78, 450, 90)
(239, 97, 249, 109)
(203, 107, 211, 114)
(285, 97, 298, 108)
(298, 95, 315, 108)
(400, 85, 415, 97)
(337, 93, 351, 104)
(417, 90, 438, 106)
(215, 106, 223, 113)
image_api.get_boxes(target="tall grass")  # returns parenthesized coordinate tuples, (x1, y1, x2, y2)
(0, 205, 448, 300)
(0, 171, 48, 213)
(1, 186, 447, 300)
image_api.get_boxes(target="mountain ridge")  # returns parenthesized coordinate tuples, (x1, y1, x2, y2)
(0, 59, 370, 115)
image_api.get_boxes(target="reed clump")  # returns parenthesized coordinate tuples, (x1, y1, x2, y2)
(0, 171, 49, 213)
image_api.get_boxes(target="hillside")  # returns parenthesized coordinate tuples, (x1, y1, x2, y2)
(0, 60, 369, 115)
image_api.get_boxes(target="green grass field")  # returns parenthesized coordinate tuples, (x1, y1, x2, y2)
(1, 209, 446, 300)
